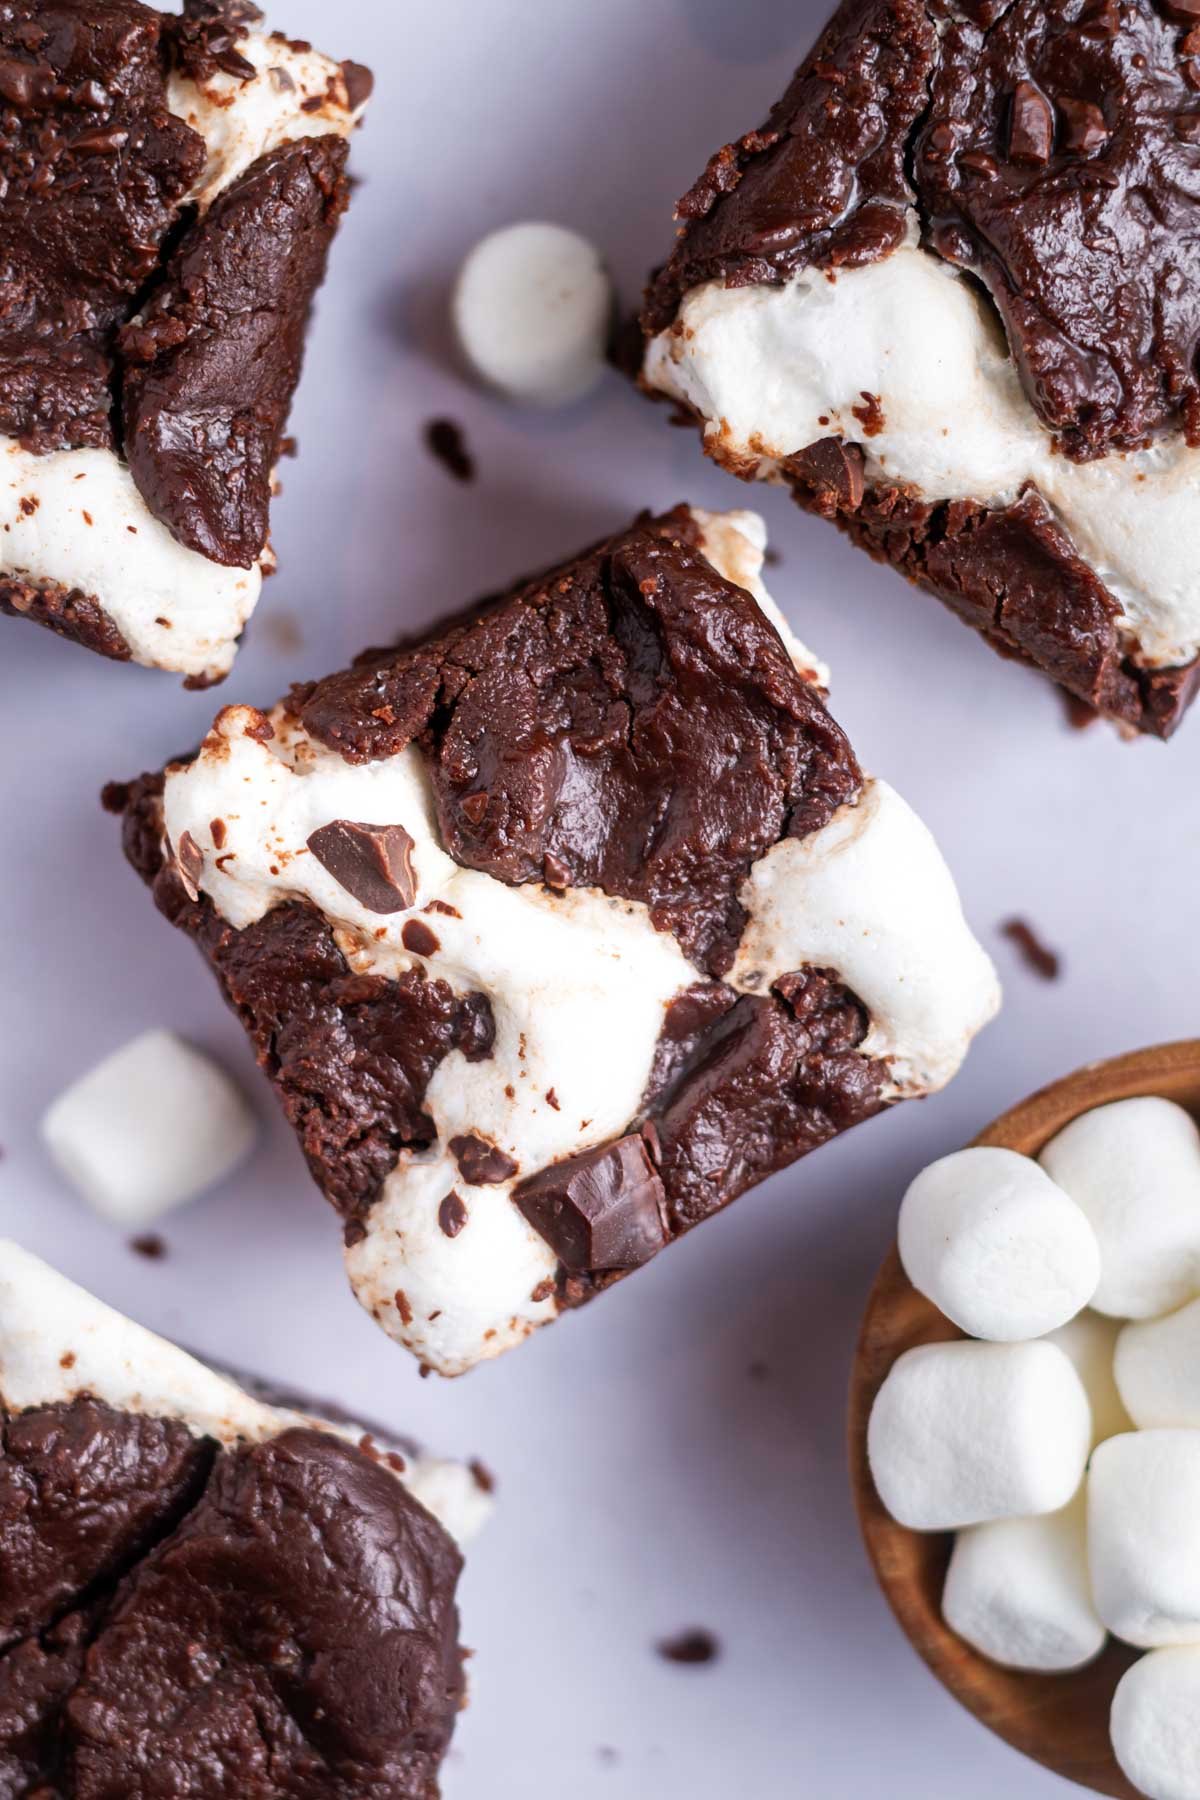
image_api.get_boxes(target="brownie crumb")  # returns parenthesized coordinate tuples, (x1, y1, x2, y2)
(656, 1628, 720, 1666)
(468, 1458, 496, 1495)
(130, 1233, 167, 1260)
(424, 418, 475, 483)
(1062, 690, 1099, 731)
(1001, 917, 1061, 981)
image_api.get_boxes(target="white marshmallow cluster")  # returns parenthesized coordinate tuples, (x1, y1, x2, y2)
(4, 15, 367, 680)
(40, 1028, 258, 1227)
(161, 508, 997, 1375)
(0, 1240, 488, 1548)
(453, 222, 613, 407)
(870, 1094, 1200, 1799)
(644, 225, 1200, 675)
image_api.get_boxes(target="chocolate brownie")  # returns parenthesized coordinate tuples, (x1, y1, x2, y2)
(108, 504, 998, 1374)
(0, 1241, 484, 1797)
(0, 0, 369, 683)
(640, 0, 1200, 735)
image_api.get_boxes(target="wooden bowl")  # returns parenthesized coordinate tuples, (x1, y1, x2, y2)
(849, 1040, 1200, 1799)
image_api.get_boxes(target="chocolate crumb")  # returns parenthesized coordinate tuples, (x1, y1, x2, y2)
(394, 1289, 413, 1327)
(449, 1134, 518, 1186)
(210, 818, 227, 850)
(469, 1458, 496, 1494)
(850, 391, 885, 436)
(656, 1628, 720, 1666)
(130, 1233, 166, 1260)
(424, 418, 475, 483)
(402, 919, 440, 958)
(437, 1191, 468, 1238)
(1001, 917, 1061, 981)
(59, 1352, 76, 1370)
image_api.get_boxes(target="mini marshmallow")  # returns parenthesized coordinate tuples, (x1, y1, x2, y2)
(942, 1494, 1106, 1672)
(1040, 1098, 1200, 1320)
(41, 1029, 256, 1227)
(1116, 1299, 1200, 1430)
(898, 1147, 1100, 1341)
(1112, 1648, 1200, 1800)
(453, 222, 612, 406)
(1089, 1431, 1200, 1647)
(1044, 1311, 1134, 1448)
(867, 1340, 1092, 1532)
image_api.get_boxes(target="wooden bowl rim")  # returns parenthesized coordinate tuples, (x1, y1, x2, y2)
(848, 1039, 1200, 1799)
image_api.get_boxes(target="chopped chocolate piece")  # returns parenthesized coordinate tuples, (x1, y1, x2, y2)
(449, 1134, 519, 1186)
(1059, 94, 1109, 151)
(307, 820, 417, 914)
(438, 1191, 468, 1238)
(175, 829, 205, 902)
(1008, 78, 1055, 163)
(129, 1233, 167, 1260)
(656, 1628, 721, 1666)
(340, 58, 374, 110)
(1001, 916, 1062, 980)
(122, 136, 351, 568)
(515, 1135, 667, 1274)
(401, 918, 440, 958)
(424, 417, 475, 483)
(169, 0, 265, 83)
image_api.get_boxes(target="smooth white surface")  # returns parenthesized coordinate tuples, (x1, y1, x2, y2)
(1090, 1432, 1200, 1648)
(1112, 1649, 1200, 1800)
(2, 1, 1199, 1794)
(453, 222, 612, 406)
(942, 1497, 1106, 1674)
(1117, 1299, 1200, 1430)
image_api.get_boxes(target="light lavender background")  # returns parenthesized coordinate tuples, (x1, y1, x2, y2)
(1, 2, 1196, 1794)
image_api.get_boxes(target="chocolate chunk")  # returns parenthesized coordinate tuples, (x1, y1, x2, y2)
(515, 1135, 667, 1273)
(1008, 79, 1054, 163)
(1059, 95, 1109, 151)
(786, 436, 865, 516)
(307, 820, 417, 913)
(401, 918, 440, 957)
(449, 1133, 519, 1186)
(656, 1628, 721, 1666)
(437, 1191, 468, 1238)
(168, 0, 264, 83)
(175, 829, 204, 902)
(295, 509, 861, 976)
(1165, 0, 1200, 19)
(121, 136, 351, 567)
(340, 58, 374, 109)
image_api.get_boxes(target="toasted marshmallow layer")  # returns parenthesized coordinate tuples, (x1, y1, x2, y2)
(162, 510, 997, 1374)
(645, 234, 1200, 671)
(4, 15, 365, 680)
(0, 1240, 485, 1547)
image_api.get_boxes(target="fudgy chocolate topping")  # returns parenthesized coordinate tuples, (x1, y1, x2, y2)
(645, 0, 1200, 460)
(0, 575, 132, 662)
(168, 0, 264, 83)
(294, 510, 861, 977)
(121, 134, 350, 567)
(0, 1400, 464, 1797)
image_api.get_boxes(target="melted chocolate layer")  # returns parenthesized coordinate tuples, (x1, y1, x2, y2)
(0, 1400, 464, 1797)
(0, 576, 132, 662)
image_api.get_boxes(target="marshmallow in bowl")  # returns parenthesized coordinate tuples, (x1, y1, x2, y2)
(111, 503, 996, 1375)
(1112, 1649, 1200, 1800)
(0, 1, 369, 680)
(942, 1495, 1106, 1674)
(40, 1029, 257, 1228)
(1040, 1099, 1200, 1320)
(897, 1147, 1101, 1341)
(1044, 1311, 1134, 1451)
(1115, 1301, 1200, 1432)
(866, 1340, 1091, 1532)
(1089, 1432, 1200, 1649)
(453, 222, 612, 407)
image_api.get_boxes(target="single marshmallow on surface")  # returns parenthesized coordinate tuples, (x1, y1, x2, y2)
(942, 1494, 1106, 1673)
(867, 1339, 1092, 1532)
(1089, 1431, 1200, 1647)
(1040, 1098, 1200, 1320)
(1112, 1648, 1200, 1800)
(0, 1240, 485, 1548)
(1044, 1311, 1134, 1449)
(453, 222, 612, 406)
(898, 1147, 1100, 1341)
(1116, 1299, 1200, 1431)
(40, 1029, 256, 1228)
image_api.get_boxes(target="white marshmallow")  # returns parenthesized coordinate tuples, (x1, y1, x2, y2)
(644, 232, 1200, 672)
(867, 1340, 1092, 1532)
(1116, 1299, 1200, 1431)
(1044, 1311, 1133, 1448)
(1089, 1431, 1200, 1647)
(1040, 1098, 1200, 1320)
(453, 222, 612, 406)
(942, 1494, 1106, 1672)
(0, 1240, 487, 1547)
(1112, 1649, 1200, 1800)
(162, 509, 995, 1373)
(898, 1147, 1100, 1341)
(40, 1029, 257, 1227)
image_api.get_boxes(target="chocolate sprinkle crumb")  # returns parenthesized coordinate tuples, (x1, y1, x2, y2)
(656, 1628, 721, 1666)
(1001, 916, 1061, 980)
(425, 418, 475, 483)
(130, 1233, 167, 1260)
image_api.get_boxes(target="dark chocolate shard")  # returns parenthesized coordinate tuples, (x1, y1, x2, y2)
(437, 1191, 467, 1238)
(1059, 95, 1109, 152)
(306, 820, 416, 913)
(515, 1135, 667, 1274)
(175, 829, 204, 902)
(1008, 79, 1054, 164)
(121, 135, 350, 567)
(448, 1134, 519, 1186)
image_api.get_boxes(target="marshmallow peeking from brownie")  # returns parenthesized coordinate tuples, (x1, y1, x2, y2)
(0, 1239, 487, 1797)
(640, 0, 1200, 735)
(108, 504, 998, 1375)
(0, 0, 370, 683)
